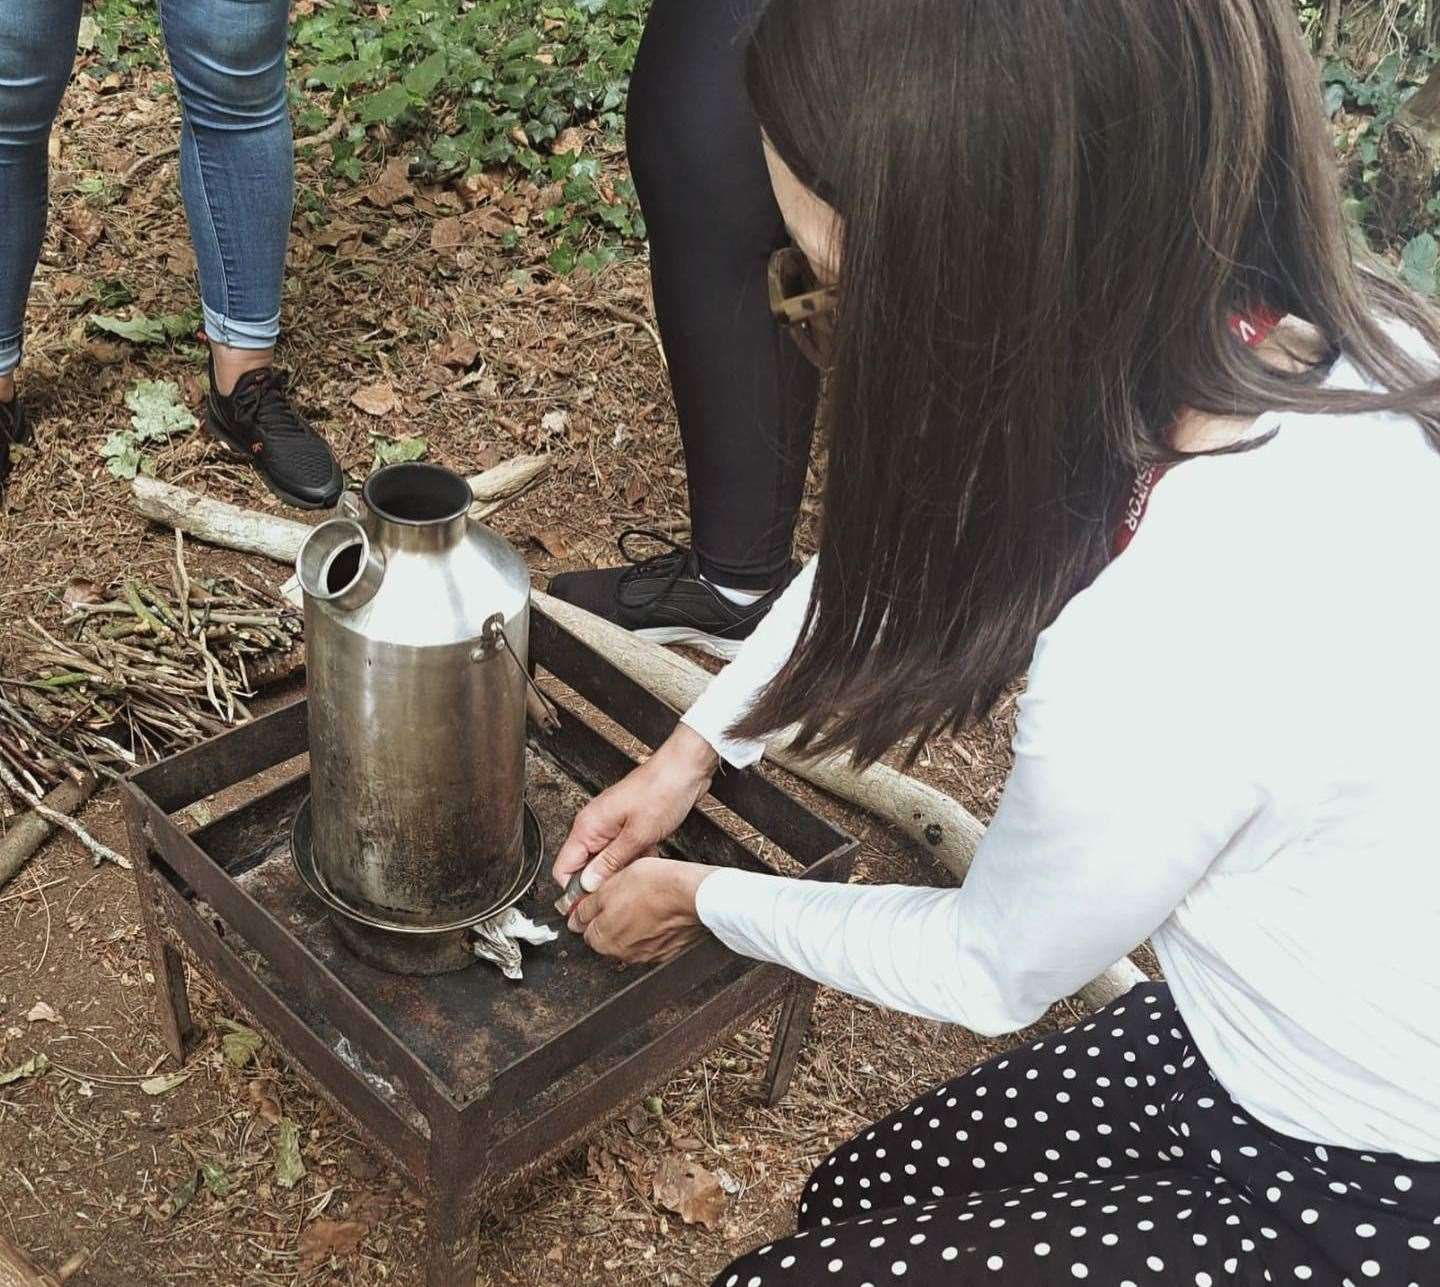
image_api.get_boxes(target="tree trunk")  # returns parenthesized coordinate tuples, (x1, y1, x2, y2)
(131, 455, 551, 566)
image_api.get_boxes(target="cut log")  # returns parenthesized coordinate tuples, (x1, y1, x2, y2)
(130, 455, 551, 566)
(465, 454, 550, 520)
(126, 479, 1146, 1010)
(0, 776, 98, 894)
(133, 476, 311, 564)
(0, 1237, 62, 1287)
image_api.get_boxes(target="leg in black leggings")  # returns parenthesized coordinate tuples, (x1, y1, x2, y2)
(627, 0, 820, 591)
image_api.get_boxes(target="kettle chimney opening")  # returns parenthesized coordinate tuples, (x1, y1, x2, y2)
(325, 543, 364, 596)
(364, 463, 472, 526)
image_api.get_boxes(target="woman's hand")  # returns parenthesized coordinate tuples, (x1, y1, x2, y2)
(568, 856, 717, 965)
(552, 723, 720, 895)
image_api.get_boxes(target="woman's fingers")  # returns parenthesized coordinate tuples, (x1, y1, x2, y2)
(552, 794, 622, 885)
(568, 857, 714, 965)
(552, 829, 597, 886)
(579, 824, 654, 892)
(568, 882, 605, 933)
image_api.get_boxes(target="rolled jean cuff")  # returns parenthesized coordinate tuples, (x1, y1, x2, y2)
(0, 332, 21, 377)
(202, 303, 280, 350)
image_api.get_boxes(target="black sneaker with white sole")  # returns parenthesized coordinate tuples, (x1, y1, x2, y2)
(206, 358, 342, 510)
(0, 396, 30, 489)
(546, 530, 794, 661)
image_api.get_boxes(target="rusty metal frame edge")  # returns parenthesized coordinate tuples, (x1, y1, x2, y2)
(125, 780, 456, 1122)
(120, 602, 862, 1213)
(129, 696, 309, 815)
(450, 963, 796, 1187)
(529, 608, 854, 865)
(148, 871, 433, 1177)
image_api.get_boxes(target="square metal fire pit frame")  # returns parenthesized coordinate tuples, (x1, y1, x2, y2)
(121, 607, 857, 1283)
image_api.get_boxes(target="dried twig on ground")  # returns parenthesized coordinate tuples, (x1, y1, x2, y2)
(0, 761, 126, 870)
(0, 535, 301, 800)
(0, 775, 98, 892)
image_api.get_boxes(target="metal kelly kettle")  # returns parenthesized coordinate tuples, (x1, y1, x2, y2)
(290, 461, 544, 974)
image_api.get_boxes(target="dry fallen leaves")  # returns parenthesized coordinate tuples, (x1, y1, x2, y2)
(436, 334, 481, 370)
(61, 578, 105, 611)
(430, 216, 465, 253)
(351, 382, 399, 418)
(25, 1002, 59, 1025)
(311, 220, 364, 255)
(365, 156, 414, 209)
(453, 169, 503, 209)
(298, 1219, 368, 1271)
(139, 1070, 191, 1096)
(65, 207, 104, 250)
(551, 126, 586, 157)
(534, 529, 571, 560)
(246, 1077, 282, 1125)
(651, 1154, 728, 1230)
(273, 1117, 306, 1189)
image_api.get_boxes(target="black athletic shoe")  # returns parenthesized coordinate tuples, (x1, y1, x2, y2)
(0, 396, 30, 488)
(205, 360, 342, 510)
(546, 530, 794, 661)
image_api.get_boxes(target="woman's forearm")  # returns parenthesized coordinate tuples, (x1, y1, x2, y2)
(682, 558, 818, 766)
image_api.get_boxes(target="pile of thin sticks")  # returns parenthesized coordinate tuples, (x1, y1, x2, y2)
(0, 532, 301, 804)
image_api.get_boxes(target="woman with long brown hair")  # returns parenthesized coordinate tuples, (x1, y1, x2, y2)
(555, 0, 1440, 1281)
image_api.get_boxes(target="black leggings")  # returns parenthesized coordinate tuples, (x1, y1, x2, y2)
(715, 985, 1440, 1285)
(627, 0, 820, 591)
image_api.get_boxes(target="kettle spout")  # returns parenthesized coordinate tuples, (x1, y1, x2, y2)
(296, 518, 386, 612)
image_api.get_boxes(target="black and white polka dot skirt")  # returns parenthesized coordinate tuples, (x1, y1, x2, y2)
(716, 984, 1439, 1285)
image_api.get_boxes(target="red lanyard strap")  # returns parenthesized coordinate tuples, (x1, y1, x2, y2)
(1110, 309, 1281, 557)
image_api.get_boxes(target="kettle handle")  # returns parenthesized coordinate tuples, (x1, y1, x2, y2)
(296, 518, 386, 612)
(472, 614, 561, 733)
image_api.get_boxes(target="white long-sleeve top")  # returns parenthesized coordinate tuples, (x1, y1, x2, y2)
(682, 340, 1440, 1161)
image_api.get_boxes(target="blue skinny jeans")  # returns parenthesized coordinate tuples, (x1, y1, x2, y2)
(0, 0, 293, 376)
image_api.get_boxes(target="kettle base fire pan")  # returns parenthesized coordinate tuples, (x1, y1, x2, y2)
(289, 795, 545, 975)
(120, 608, 857, 1286)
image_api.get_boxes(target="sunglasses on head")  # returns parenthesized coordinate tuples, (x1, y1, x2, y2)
(768, 246, 839, 369)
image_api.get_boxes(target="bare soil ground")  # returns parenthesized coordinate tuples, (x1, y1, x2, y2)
(0, 61, 1112, 1287)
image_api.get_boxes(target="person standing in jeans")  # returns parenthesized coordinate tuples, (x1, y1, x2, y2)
(0, 1, 342, 509)
(547, 0, 819, 660)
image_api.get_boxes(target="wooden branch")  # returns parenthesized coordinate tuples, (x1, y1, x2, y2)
(293, 113, 349, 152)
(0, 759, 128, 871)
(0, 775, 97, 893)
(118, 142, 180, 191)
(125, 479, 1145, 1011)
(1400, 57, 1440, 146)
(1321, 0, 1343, 55)
(132, 477, 311, 564)
(0, 1236, 62, 1287)
(467, 454, 550, 520)
(131, 456, 551, 566)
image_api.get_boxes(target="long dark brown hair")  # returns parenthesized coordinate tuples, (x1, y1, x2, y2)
(734, 0, 1440, 766)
